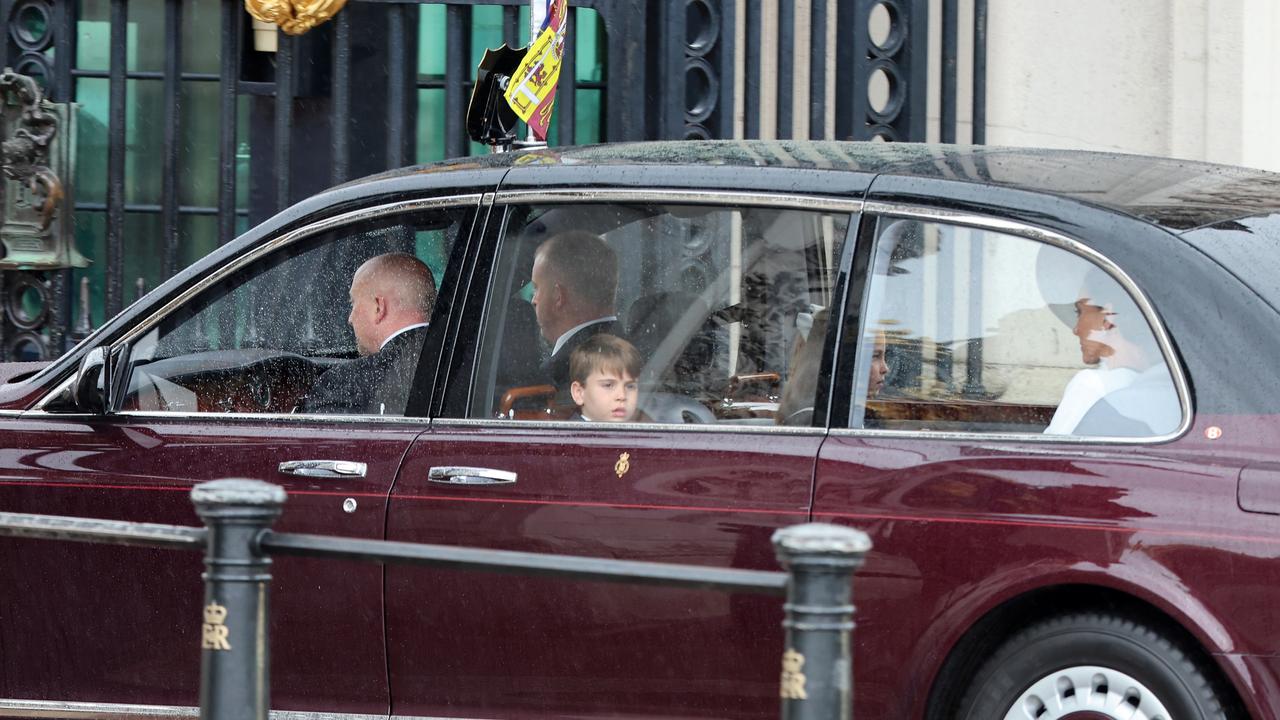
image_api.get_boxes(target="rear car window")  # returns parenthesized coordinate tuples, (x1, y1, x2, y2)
(851, 217, 1181, 438)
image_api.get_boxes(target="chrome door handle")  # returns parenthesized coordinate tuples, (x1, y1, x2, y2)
(428, 466, 517, 485)
(278, 460, 368, 478)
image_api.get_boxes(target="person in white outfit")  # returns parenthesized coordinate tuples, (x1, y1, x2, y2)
(1042, 266, 1179, 437)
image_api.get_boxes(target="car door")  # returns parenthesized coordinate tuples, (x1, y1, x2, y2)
(812, 205, 1197, 718)
(0, 194, 482, 717)
(384, 187, 859, 719)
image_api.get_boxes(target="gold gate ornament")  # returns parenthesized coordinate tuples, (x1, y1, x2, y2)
(244, 0, 348, 35)
(0, 69, 86, 269)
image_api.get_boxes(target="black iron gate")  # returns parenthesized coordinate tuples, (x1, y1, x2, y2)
(0, 0, 987, 363)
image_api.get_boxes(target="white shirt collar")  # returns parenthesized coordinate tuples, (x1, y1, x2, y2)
(380, 322, 429, 351)
(551, 316, 617, 357)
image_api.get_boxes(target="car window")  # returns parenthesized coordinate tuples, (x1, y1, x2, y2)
(850, 217, 1182, 438)
(120, 207, 469, 416)
(465, 202, 850, 426)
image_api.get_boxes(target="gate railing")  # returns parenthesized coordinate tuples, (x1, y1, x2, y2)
(0, 478, 872, 720)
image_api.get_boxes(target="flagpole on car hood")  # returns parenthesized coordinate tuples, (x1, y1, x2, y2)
(527, 0, 543, 145)
(466, 0, 565, 152)
(504, 0, 565, 147)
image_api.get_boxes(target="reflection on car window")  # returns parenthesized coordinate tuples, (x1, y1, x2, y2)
(121, 209, 467, 416)
(851, 218, 1181, 438)
(466, 202, 850, 426)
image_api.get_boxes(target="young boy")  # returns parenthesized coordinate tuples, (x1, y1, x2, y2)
(568, 334, 642, 422)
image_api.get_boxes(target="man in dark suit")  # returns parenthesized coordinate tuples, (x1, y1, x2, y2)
(302, 252, 436, 415)
(530, 230, 621, 391)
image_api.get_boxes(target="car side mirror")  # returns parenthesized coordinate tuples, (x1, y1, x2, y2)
(44, 346, 112, 413)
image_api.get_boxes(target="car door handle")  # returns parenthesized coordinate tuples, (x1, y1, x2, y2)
(278, 460, 368, 478)
(428, 466, 517, 485)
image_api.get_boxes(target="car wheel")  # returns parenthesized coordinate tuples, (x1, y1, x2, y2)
(957, 612, 1228, 719)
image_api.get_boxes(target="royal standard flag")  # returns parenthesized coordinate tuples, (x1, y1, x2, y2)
(503, 0, 569, 141)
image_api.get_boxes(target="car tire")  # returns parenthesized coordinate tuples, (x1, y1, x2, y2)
(956, 612, 1229, 720)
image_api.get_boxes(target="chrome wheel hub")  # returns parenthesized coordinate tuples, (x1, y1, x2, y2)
(1003, 665, 1171, 720)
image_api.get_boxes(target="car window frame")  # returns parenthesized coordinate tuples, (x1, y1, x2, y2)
(436, 187, 863, 435)
(33, 194, 484, 422)
(833, 202, 1193, 445)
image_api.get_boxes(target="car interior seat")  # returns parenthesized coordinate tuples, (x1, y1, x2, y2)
(625, 290, 722, 411)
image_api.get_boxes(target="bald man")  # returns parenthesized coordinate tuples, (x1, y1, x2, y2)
(302, 252, 437, 415)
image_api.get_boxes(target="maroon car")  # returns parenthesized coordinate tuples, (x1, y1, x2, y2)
(1, 141, 1278, 720)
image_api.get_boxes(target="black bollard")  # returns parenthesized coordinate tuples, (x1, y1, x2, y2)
(191, 479, 287, 720)
(772, 523, 872, 720)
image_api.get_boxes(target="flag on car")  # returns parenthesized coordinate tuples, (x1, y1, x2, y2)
(503, 0, 569, 141)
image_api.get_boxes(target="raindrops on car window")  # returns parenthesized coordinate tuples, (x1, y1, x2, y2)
(472, 203, 850, 426)
(120, 210, 465, 417)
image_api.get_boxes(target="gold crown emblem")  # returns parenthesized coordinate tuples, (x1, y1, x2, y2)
(203, 602, 228, 625)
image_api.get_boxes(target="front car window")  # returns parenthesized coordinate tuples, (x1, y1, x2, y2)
(120, 207, 468, 416)
(467, 201, 850, 426)
(851, 217, 1181, 438)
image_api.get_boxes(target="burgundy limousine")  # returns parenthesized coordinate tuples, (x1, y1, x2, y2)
(1, 141, 1278, 720)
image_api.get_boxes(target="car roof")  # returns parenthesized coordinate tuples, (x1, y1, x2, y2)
(342, 140, 1280, 234)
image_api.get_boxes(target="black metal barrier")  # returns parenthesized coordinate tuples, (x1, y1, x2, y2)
(0, 478, 872, 720)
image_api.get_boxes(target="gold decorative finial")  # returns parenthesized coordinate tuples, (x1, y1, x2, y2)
(244, 0, 348, 36)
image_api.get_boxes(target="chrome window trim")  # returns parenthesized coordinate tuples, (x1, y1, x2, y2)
(827, 426, 1184, 445)
(852, 202, 1194, 446)
(493, 188, 863, 213)
(0, 699, 464, 720)
(18, 409, 434, 425)
(432, 417, 827, 436)
(0, 700, 198, 719)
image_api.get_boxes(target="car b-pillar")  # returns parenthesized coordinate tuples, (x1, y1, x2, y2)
(191, 479, 286, 720)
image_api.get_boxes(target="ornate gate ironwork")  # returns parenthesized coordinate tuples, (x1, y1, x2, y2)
(1, 0, 80, 360)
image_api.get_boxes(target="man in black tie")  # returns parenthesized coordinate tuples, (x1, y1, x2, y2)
(530, 230, 621, 391)
(302, 252, 436, 415)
